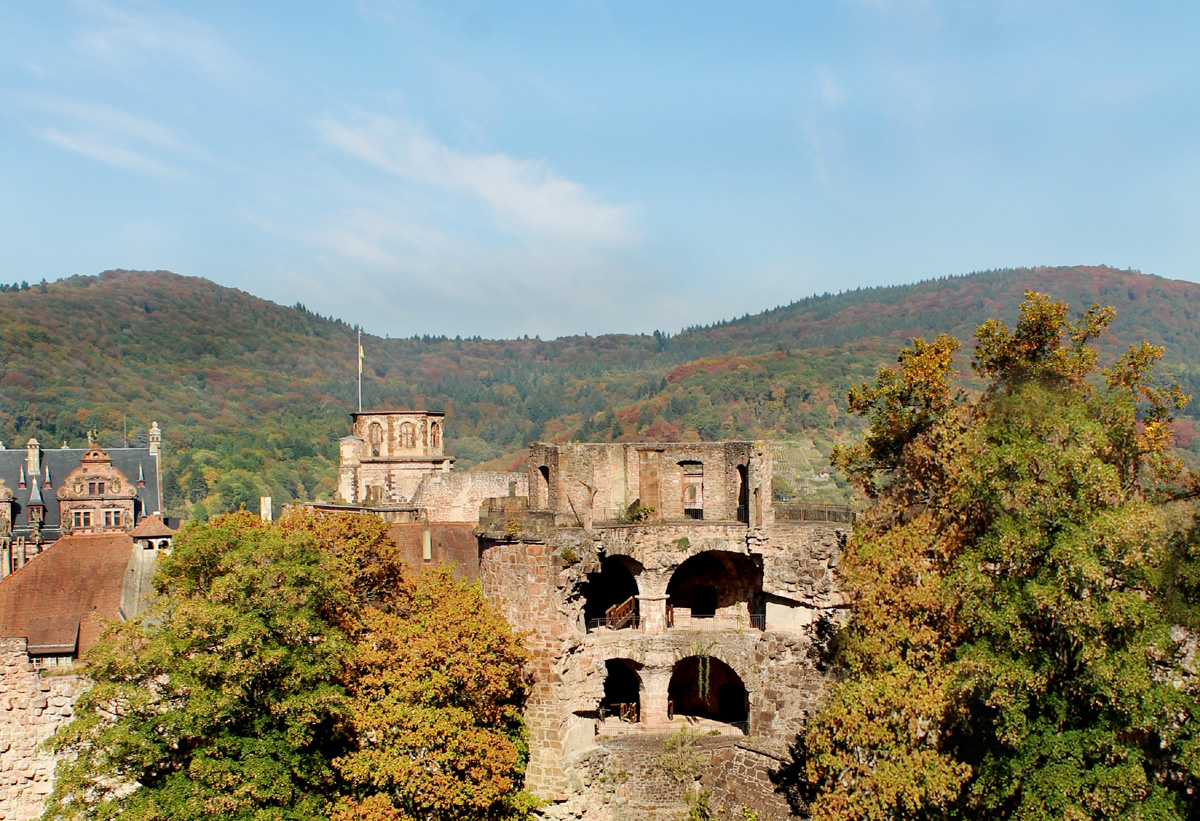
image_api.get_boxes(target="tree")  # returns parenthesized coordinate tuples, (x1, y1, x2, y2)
(44, 512, 354, 821)
(803, 292, 1200, 820)
(44, 510, 536, 821)
(331, 570, 535, 821)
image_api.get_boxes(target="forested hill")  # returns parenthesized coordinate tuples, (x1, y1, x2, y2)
(1, 266, 1198, 519)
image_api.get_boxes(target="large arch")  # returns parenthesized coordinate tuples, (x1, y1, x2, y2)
(666, 550, 764, 627)
(668, 655, 749, 732)
(583, 555, 643, 630)
(601, 658, 642, 723)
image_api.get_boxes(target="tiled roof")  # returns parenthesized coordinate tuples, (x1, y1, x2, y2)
(130, 513, 176, 538)
(0, 533, 137, 656)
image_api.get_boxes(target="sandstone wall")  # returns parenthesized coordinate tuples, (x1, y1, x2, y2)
(0, 638, 83, 821)
(410, 471, 528, 523)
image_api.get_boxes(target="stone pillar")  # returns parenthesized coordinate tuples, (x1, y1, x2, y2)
(1, 540, 9, 578)
(638, 595, 669, 635)
(641, 667, 673, 730)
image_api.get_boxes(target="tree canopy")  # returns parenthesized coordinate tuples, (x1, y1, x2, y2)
(801, 292, 1200, 820)
(43, 510, 535, 821)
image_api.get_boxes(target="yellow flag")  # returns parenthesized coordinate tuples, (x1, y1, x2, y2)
(358, 344, 364, 375)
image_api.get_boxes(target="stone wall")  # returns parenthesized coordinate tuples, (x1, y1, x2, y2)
(410, 471, 528, 523)
(0, 638, 84, 821)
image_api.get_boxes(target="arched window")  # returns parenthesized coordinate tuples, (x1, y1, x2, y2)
(399, 422, 416, 449)
(367, 422, 383, 457)
(431, 422, 442, 449)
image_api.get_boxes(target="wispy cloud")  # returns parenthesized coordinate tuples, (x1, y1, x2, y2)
(36, 128, 182, 178)
(317, 114, 638, 245)
(70, 0, 250, 84)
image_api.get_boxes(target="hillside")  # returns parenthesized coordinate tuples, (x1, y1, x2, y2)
(1, 266, 1197, 518)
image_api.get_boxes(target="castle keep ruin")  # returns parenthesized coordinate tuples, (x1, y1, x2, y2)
(475, 441, 850, 819)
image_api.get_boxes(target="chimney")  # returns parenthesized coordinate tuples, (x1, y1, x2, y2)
(148, 422, 161, 456)
(25, 438, 39, 477)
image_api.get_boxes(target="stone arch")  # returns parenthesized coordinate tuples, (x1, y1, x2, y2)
(582, 555, 643, 630)
(601, 658, 642, 723)
(430, 422, 442, 449)
(666, 550, 764, 626)
(668, 655, 749, 732)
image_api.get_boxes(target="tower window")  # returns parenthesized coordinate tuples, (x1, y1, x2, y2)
(367, 422, 383, 457)
(399, 423, 416, 449)
(431, 422, 442, 449)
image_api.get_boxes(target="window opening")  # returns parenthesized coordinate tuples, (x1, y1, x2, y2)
(399, 422, 416, 449)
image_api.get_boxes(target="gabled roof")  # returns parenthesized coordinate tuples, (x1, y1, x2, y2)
(0, 533, 137, 656)
(130, 512, 176, 539)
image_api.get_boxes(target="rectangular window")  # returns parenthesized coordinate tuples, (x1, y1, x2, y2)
(87, 481, 97, 495)
(73, 510, 92, 528)
(103, 510, 121, 528)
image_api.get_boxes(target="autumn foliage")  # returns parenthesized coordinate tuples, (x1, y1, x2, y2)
(810, 293, 1200, 819)
(43, 510, 534, 821)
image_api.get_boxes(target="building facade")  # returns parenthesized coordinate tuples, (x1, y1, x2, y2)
(0, 425, 165, 577)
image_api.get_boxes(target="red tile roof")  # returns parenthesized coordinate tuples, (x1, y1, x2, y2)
(130, 513, 176, 539)
(0, 533, 136, 656)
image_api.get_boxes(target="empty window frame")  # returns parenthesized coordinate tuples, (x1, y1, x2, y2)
(399, 422, 416, 449)
(680, 461, 704, 519)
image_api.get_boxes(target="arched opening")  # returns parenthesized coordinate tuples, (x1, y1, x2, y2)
(666, 551, 765, 630)
(537, 465, 551, 509)
(601, 658, 642, 724)
(583, 555, 642, 630)
(367, 422, 383, 457)
(668, 656, 748, 732)
(399, 422, 416, 449)
(736, 465, 749, 523)
(430, 422, 442, 449)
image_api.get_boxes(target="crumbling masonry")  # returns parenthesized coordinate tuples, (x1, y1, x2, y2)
(476, 442, 851, 819)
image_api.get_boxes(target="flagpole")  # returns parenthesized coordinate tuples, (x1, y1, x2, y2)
(357, 328, 362, 413)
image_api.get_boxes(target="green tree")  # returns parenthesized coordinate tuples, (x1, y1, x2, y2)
(804, 293, 1200, 820)
(43, 512, 353, 821)
(44, 511, 536, 821)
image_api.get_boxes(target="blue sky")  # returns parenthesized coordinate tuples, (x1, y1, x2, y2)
(2, 1, 1198, 338)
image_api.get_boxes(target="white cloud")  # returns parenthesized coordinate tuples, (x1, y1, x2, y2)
(317, 114, 639, 245)
(36, 128, 182, 178)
